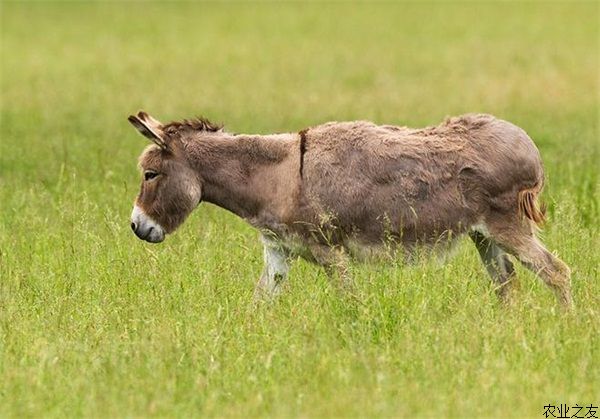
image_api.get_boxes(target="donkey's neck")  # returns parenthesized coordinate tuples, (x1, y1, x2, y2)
(184, 132, 299, 224)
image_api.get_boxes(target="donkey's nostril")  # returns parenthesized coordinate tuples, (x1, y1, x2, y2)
(131, 222, 137, 232)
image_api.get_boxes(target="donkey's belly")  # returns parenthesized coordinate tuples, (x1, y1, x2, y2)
(276, 230, 463, 266)
(344, 234, 463, 264)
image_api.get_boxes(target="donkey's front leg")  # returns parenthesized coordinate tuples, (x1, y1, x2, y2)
(254, 235, 290, 300)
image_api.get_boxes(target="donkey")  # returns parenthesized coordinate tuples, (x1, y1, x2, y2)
(128, 111, 572, 307)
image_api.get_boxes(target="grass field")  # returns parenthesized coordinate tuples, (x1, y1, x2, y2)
(1, 2, 599, 417)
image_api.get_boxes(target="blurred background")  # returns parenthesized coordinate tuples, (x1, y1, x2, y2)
(1, 2, 598, 417)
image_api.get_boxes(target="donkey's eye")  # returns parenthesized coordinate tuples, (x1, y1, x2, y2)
(144, 171, 159, 181)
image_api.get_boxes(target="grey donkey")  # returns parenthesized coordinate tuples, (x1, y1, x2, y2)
(128, 111, 572, 308)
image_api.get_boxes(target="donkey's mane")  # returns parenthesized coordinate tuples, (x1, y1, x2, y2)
(163, 117, 223, 133)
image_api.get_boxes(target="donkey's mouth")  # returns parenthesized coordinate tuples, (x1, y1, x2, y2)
(134, 226, 165, 243)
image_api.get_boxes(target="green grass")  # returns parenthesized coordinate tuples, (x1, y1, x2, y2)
(1, 2, 599, 417)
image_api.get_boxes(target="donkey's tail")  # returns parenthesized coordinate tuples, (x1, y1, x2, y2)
(518, 182, 546, 226)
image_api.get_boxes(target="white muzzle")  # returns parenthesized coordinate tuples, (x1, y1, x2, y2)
(130, 205, 165, 243)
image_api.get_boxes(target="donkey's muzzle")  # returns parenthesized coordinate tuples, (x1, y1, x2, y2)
(130, 205, 165, 243)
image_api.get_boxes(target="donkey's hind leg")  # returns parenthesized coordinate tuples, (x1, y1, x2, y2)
(469, 230, 518, 303)
(487, 220, 572, 308)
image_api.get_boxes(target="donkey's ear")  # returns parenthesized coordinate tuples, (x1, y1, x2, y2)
(136, 111, 163, 130)
(127, 111, 168, 150)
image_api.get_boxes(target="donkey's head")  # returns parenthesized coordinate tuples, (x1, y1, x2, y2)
(127, 111, 202, 243)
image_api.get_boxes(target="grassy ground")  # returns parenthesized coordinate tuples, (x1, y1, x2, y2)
(1, 2, 599, 417)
